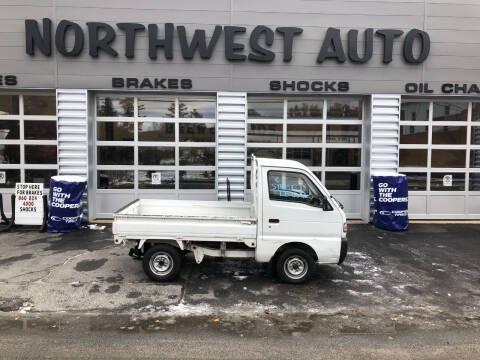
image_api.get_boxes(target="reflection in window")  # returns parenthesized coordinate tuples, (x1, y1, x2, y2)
(0, 144, 20, 164)
(327, 98, 362, 119)
(24, 121, 57, 140)
(473, 103, 480, 122)
(247, 147, 282, 165)
(179, 147, 215, 166)
(248, 99, 283, 119)
(24, 95, 56, 115)
(432, 126, 467, 144)
(248, 124, 282, 143)
(96, 97, 134, 117)
(326, 148, 361, 167)
(287, 100, 323, 118)
(25, 169, 57, 187)
(287, 124, 321, 143)
(138, 170, 175, 189)
(433, 102, 468, 121)
(138, 122, 175, 142)
(404, 172, 427, 191)
(0, 120, 20, 139)
(179, 99, 215, 118)
(431, 173, 465, 191)
(431, 150, 465, 168)
(138, 97, 175, 117)
(325, 172, 360, 190)
(25, 145, 57, 164)
(97, 146, 134, 165)
(326, 125, 361, 143)
(0, 95, 19, 115)
(471, 126, 480, 145)
(469, 173, 480, 191)
(400, 126, 428, 144)
(268, 171, 326, 207)
(97, 122, 133, 141)
(470, 150, 480, 168)
(97, 170, 134, 189)
(138, 146, 175, 165)
(400, 102, 429, 121)
(0, 169, 20, 188)
(179, 171, 215, 189)
(180, 123, 215, 142)
(399, 149, 428, 167)
(286, 148, 322, 166)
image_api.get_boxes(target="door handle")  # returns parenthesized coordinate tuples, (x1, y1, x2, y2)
(269, 218, 280, 223)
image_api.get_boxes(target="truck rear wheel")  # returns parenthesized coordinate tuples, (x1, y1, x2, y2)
(275, 248, 314, 284)
(143, 244, 182, 282)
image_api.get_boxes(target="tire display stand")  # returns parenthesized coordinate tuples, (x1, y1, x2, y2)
(0, 194, 48, 232)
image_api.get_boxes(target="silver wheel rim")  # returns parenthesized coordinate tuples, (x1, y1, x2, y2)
(149, 252, 174, 276)
(284, 255, 308, 280)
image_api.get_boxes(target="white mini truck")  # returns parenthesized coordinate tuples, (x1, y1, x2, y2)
(113, 156, 348, 284)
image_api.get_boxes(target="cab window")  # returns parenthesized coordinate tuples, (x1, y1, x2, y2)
(268, 171, 328, 208)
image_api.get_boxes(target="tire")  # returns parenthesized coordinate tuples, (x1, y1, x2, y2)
(275, 248, 314, 284)
(143, 244, 182, 282)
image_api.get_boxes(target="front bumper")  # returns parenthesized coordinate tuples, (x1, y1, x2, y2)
(338, 238, 348, 264)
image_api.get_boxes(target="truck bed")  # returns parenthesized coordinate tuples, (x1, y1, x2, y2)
(113, 199, 257, 245)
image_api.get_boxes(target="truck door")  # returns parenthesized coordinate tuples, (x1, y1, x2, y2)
(257, 168, 342, 263)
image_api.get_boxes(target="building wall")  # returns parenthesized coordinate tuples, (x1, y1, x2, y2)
(1, 0, 480, 94)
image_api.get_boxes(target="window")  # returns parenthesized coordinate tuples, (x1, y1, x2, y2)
(432, 126, 466, 145)
(248, 99, 283, 119)
(247, 147, 282, 165)
(399, 149, 428, 167)
(403, 172, 427, 191)
(179, 98, 215, 118)
(180, 123, 215, 142)
(97, 96, 133, 117)
(287, 148, 322, 166)
(138, 122, 174, 142)
(327, 98, 362, 119)
(433, 102, 468, 122)
(326, 149, 361, 167)
(325, 172, 360, 190)
(248, 124, 282, 143)
(287, 124, 322, 143)
(400, 126, 428, 144)
(97, 122, 134, 141)
(287, 100, 323, 119)
(431, 173, 465, 191)
(400, 101, 429, 121)
(138, 97, 174, 118)
(0, 95, 19, 115)
(326, 125, 361, 143)
(97, 170, 134, 189)
(268, 171, 326, 207)
(24, 95, 56, 115)
(431, 150, 465, 168)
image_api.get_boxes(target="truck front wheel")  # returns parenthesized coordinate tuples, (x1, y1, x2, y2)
(275, 248, 314, 284)
(143, 244, 182, 282)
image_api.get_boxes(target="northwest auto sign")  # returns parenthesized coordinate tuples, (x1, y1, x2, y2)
(25, 19, 430, 64)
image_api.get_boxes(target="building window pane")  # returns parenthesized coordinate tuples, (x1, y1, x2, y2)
(0, 120, 20, 139)
(470, 150, 480, 168)
(96, 96, 133, 117)
(287, 148, 322, 166)
(431, 149, 466, 168)
(179, 147, 215, 166)
(327, 98, 362, 119)
(0, 144, 20, 164)
(0, 169, 20, 188)
(0, 95, 19, 115)
(138, 170, 175, 189)
(97, 146, 134, 165)
(248, 124, 283, 143)
(97, 122, 134, 141)
(469, 173, 480, 191)
(432, 126, 467, 144)
(24, 120, 57, 140)
(473, 103, 480, 122)
(25, 169, 57, 187)
(432, 102, 468, 121)
(247, 147, 282, 165)
(326, 125, 361, 143)
(248, 99, 283, 119)
(400, 126, 428, 144)
(399, 149, 428, 167)
(138, 97, 175, 118)
(97, 170, 134, 189)
(179, 170, 215, 189)
(400, 102, 429, 121)
(325, 172, 360, 190)
(25, 145, 57, 164)
(24, 95, 56, 115)
(138, 146, 175, 165)
(471, 127, 480, 145)
(179, 99, 215, 118)
(431, 173, 465, 191)
(287, 124, 322, 143)
(180, 123, 215, 142)
(404, 172, 427, 191)
(138, 122, 175, 142)
(287, 100, 323, 119)
(325, 148, 360, 167)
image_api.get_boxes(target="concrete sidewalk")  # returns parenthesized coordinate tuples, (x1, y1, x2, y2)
(0, 224, 479, 333)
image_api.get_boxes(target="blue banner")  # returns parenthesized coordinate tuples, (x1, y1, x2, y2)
(373, 174, 408, 231)
(47, 176, 87, 233)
